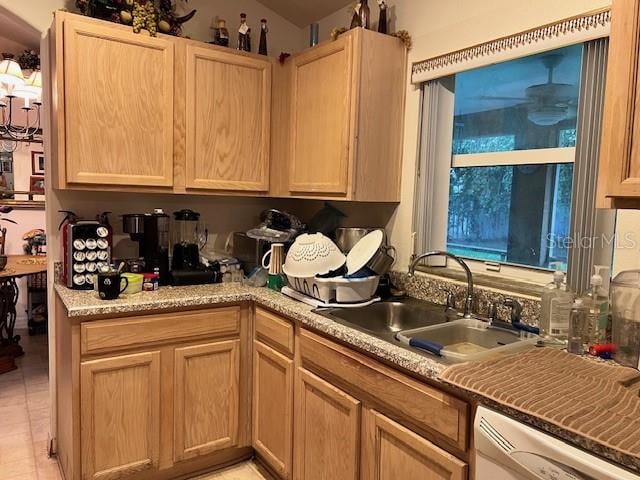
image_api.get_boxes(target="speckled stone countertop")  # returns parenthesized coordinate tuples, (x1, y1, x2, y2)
(54, 283, 449, 380)
(54, 283, 640, 474)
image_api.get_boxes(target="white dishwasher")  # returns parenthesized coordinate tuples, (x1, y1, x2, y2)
(475, 406, 640, 480)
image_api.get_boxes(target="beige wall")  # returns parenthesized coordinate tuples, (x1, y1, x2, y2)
(0, 34, 31, 54)
(0, 0, 70, 33)
(612, 211, 640, 273)
(316, 0, 627, 277)
(183, 0, 307, 55)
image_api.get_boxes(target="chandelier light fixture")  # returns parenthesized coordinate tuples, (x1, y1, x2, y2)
(0, 54, 43, 152)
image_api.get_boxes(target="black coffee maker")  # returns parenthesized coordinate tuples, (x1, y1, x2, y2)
(170, 209, 216, 285)
(122, 209, 170, 285)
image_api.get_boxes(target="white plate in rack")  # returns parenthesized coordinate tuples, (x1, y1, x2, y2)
(346, 229, 384, 275)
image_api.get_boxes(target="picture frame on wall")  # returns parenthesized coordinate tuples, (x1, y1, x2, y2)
(31, 151, 45, 175)
(29, 175, 45, 194)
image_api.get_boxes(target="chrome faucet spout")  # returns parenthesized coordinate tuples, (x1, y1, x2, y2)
(408, 250, 475, 318)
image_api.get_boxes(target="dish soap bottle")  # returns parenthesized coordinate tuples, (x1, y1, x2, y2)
(540, 267, 573, 340)
(567, 265, 611, 354)
(590, 265, 611, 343)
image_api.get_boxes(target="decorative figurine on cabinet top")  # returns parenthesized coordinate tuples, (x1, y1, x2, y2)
(359, 0, 371, 29)
(377, 0, 387, 34)
(211, 17, 230, 47)
(259, 18, 269, 55)
(350, 3, 362, 29)
(238, 13, 251, 52)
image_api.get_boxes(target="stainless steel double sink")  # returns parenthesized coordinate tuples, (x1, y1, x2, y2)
(315, 298, 539, 362)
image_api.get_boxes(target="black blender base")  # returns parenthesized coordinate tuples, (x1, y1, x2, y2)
(170, 269, 218, 286)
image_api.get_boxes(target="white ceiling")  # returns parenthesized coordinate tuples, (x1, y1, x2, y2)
(255, 0, 352, 27)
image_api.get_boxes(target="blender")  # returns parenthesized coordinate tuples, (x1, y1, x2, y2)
(170, 209, 215, 285)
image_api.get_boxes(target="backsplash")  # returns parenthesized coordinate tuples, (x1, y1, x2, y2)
(390, 271, 542, 325)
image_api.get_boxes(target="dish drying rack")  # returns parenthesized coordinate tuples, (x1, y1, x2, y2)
(281, 286, 380, 309)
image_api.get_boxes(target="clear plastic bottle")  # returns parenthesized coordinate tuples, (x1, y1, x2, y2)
(567, 266, 611, 354)
(589, 265, 611, 344)
(568, 298, 590, 354)
(540, 269, 573, 340)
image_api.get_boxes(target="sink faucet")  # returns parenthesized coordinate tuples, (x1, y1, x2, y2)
(408, 250, 475, 318)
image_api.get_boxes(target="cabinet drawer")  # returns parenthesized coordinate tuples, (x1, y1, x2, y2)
(299, 329, 469, 453)
(81, 307, 240, 355)
(255, 307, 294, 356)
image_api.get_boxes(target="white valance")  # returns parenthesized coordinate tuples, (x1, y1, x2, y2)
(411, 9, 611, 84)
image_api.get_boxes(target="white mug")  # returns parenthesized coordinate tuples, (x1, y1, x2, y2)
(262, 243, 285, 274)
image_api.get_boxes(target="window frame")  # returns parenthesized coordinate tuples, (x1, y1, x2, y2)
(412, 45, 612, 287)
(452, 147, 575, 168)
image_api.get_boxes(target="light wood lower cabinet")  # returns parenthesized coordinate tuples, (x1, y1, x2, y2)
(293, 368, 361, 480)
(253, 340, 294, 478)
(63, 301, 470, 480)
(58, 298, 252, 480)
(80, 351, 161, 480)
(362, 409, 468, 480)
(174, 340, 240, 461)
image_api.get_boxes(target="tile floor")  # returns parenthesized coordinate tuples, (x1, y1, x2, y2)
(0, 329, 59, 480)
(0, 329, 265, 480)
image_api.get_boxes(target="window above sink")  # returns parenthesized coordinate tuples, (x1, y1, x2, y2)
(413, 40, 615, 291)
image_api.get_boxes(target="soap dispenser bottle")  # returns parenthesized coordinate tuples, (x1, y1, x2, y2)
(568, 265, 611, 354)
(540, 267, 573, 340)
(588, 265, 611, 343)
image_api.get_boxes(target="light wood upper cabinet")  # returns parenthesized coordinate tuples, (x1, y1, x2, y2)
(361, 409, 467, 480)
(253, 340, 294, 478)
(173, 339, 240, 461)
(62, 16, 174, 188)
(184, 45, 272, 191)
(289, 35, 354, 194)
(80, 351, 161, 480)
(51, 14, 406, 201)
(597, 0, 640, 208)
(272, 28, 407, 201)
(294, 368, 361, 480)
(50, 12, 272, 194)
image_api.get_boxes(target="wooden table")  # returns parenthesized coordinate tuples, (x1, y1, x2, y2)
(0, 255, 47, 374)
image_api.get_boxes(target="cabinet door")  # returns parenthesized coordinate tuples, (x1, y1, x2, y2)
(289, 35, 355, 195)
(63, 17, 174, 187)
(173, 339, 240, 461)
(293, 368, 360, 480)
(80, 351, 161, 480)
(362, 409, 467, 480)
(253, 341, 294, 478)
(598, 0, 640, 205)
(185, 45, 271, 191)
